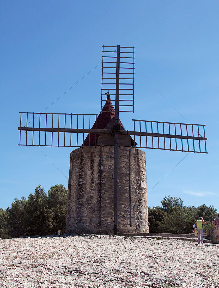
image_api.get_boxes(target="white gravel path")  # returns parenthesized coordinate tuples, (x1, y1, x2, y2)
(0, 235, 218, 287)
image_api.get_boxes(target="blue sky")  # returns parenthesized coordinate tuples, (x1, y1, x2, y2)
(0, 0, 218, 212)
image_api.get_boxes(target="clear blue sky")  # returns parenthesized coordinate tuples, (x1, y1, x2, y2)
(0, 1, 218, 212)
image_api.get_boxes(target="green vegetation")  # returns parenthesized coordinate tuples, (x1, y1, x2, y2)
(0, 190, 217, 239)
(0, 184, 68, 239)
(148, 196, 217, 234)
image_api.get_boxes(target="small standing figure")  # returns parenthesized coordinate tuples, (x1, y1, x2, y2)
(212, 214, 219, 242)
(196, 217, 207, 244)
(212, 213, 219, 230)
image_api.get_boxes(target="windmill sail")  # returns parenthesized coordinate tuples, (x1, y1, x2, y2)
(18, 112, 98, 147)
(101, 45, 134, 113)
(129, 119, 207, 153)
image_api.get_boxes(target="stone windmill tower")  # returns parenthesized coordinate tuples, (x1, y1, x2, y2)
(18, 45, 207, 235)
(66, 94, 148, 235)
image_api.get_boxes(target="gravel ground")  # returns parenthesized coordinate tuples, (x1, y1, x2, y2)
(0, 235, 218, 287)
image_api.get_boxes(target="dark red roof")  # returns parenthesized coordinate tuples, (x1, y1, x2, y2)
(83, 98, 124, 146)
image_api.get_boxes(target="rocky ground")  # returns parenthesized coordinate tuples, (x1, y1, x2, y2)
(0, 235, 218, 287)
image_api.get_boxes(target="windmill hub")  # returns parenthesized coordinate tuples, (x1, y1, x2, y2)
(112, 123, 121, 133)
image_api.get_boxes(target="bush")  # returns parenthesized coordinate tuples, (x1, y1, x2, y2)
(0, 184, 68, 239)
(148, 195, 217, 234)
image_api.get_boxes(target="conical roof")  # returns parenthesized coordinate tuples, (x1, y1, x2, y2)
(82, 97, 125, 146)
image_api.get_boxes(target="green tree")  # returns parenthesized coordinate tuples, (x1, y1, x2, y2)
(148, 206, 165, 233)
(159, 205, 196, 234)
(195, 204, 217, 222)
(6, 196, 27, 238)
(161, 195, 183, 214)
(0, 184, 68, 238)
(24, 185, 53, 236)
(0, 208, 10, 239)
(158, 196, 186, 234)
(47, 184, 68, 235)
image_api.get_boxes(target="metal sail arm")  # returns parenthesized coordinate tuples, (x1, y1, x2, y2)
(126, 130, 207, 141)
(130, 119, 207, 153)
(18, 127, 112, 134)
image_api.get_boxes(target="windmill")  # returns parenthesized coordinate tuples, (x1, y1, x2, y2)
(18, 45, 207, 235)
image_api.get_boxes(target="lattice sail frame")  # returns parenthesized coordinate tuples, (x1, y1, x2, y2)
(18, 112, 98, 147)
(101, 45, 134, 113)
(131, 119, 207, 153)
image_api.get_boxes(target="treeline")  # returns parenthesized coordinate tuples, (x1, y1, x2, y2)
(0, 185, 68, 239)
(148, 196, 217, 234)
(0, 187, 217, 239)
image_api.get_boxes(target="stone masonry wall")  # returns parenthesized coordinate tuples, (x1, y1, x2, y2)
(66, 146, 149, 234)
